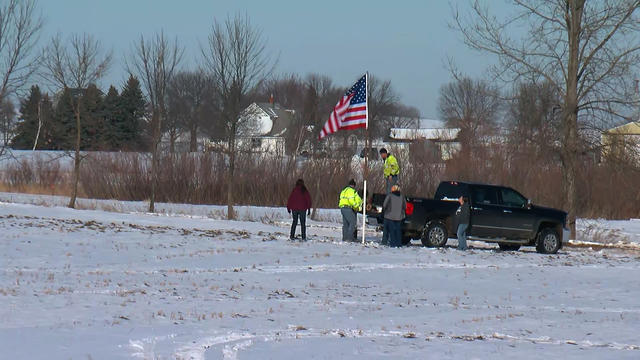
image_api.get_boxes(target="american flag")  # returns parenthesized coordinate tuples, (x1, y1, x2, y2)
(318, 74, 367, 139)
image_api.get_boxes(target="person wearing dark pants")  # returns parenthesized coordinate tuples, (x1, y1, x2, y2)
(290, 210, 306, 240)
(455, 196, 470, 250)
(383, 185, 406, 247)
(339, 179, 362, 242)
(287, 179, 312, 241)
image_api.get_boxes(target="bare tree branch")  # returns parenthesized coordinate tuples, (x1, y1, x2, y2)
(0, 0, 42, 104)
(41, 32, 112, 208)
(201, 13, 275, 219)
(126, 31, 183, 212)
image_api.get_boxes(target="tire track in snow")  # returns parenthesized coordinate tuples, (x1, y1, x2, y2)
(169, 327, 640, 359)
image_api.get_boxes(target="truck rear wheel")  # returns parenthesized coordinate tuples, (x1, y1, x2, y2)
(421, 222, 448, 247)
(536, 228, 560, 254)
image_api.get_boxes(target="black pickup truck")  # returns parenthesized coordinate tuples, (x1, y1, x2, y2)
(368, 181, 570, 254)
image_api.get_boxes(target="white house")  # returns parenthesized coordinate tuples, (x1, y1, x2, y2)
(203, 102, 296, 156)
(236, 102, 295, 155)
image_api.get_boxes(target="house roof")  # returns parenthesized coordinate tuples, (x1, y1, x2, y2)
(389, 128, 459, 141)
(604, 121, 640, 135)
(250, 102, 295, 137)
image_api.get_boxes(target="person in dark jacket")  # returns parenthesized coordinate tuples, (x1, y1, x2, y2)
(382, 185, 406, 247)
(287, 179, 312, 241)
(455, 196, 470, 250)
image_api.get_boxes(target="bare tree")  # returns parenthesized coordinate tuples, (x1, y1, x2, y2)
(164, 95, 183, 153)
(380, 104, 421, 133)
(367, 75, 400, 139)
(302, 73, 341, 154)
(201, 14, 275, 220)
(438, 76, 500, 149)
(454, 0, 640, 236)
(260, 73, 305, 110)
(0, 0, 41, 156)
(0, 0, 42, 105)
(41, 33, 111, 208)
(127, 31, 182, 212)
(168, 70, 212, 152)
(507, 81, 561, 153)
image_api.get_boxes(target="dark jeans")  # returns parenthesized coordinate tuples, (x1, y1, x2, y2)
(290, 210, 306, 239)
(382, 218, 390, 246)
(385, 218, 402, 247)
(457, 223, 468, 250)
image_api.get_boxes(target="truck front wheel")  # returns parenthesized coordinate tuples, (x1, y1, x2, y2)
(536, 228, 560, 254)
(422, 222, 448, 247)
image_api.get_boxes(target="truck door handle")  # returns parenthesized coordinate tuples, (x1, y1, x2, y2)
(472, 207, 483, 211)
(503, 209, 512, 213)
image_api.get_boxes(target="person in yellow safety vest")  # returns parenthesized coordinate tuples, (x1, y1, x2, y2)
(339, 179, 362, 242)
(379, 148, 399, 194)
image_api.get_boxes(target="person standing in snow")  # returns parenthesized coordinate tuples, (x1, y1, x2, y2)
(382, 184, 406, 247)
(339, 179, 362, 242)
(455, 196, 470, 250)
(379, 148, 400, 194)
(287, 178, 312, 241)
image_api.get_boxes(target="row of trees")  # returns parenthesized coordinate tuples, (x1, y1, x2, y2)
(446, 0, 640, 236)
(6, 71, 421, 153)
(0, 0, 415, 215)
(11, 77, 146, 151)
(1, 0, 640, 227)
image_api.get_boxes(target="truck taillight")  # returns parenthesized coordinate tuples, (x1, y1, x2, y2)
(406, 202, 414, 216)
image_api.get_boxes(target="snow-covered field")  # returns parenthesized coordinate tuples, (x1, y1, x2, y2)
(1, 193, 639, 359)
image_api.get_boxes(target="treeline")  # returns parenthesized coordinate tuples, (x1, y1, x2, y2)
(11, 76, 146, 151)
(6, 71, 420, 154)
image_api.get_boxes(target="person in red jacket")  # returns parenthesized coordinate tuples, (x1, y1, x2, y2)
(286, 178, 313, 241)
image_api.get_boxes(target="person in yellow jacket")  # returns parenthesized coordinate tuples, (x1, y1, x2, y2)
(379, 148, 399, 194)
(339, 179, 362, 242)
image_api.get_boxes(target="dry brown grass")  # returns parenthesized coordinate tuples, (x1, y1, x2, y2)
(1, 146, 638, 219)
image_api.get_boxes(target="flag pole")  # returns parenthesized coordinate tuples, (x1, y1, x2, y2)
(362, 71, 369, 244)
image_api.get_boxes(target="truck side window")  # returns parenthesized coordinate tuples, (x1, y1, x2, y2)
(471, 187, 499, 205)
(500, 189, 527, 208)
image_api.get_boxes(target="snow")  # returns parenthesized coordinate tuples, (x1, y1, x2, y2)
(1, 194, 639, 359)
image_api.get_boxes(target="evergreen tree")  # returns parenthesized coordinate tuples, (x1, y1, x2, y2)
(37, 95, 55, 149)
(102, 85, 121, 150)
(51, 88, 76, 150)
(120, 75, 147, 150)
(80, 84, 105, 150)
(12, 86, 41, 149)
(12, 86, 54, 150)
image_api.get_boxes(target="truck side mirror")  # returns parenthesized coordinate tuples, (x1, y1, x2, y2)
(526, 199, 532, 209)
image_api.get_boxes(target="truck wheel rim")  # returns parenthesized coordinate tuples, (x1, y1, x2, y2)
(543, 234, 558, 252)
(430, 227, 445, 244)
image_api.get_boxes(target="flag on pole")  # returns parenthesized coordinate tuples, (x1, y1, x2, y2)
(318, 74, 367, 139)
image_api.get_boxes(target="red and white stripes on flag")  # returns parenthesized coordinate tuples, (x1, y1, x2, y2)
(318, 74, 367, 139)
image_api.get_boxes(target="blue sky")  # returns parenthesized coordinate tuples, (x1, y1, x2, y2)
(39, 0, 495, 119)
